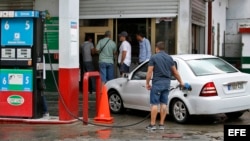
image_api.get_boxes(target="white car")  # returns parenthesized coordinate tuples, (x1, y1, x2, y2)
(106, 54, 250, 123)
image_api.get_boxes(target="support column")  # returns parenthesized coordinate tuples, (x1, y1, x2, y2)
(58, 0, 79, 120)
(177, 0, 192, 54)
(207, 1, 212, 55)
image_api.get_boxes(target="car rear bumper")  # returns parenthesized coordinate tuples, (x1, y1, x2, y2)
(189, 95, 250, 115)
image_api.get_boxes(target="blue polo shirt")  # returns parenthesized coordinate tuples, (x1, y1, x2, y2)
(148, 51, 174, 84)
(139, 38, 151, 63)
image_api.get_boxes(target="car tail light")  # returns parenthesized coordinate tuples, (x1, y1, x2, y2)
(200, 82, 218, 97)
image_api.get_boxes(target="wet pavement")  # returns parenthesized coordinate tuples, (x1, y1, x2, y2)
(0, 93, 250, 141)
(0, 117, 224, 141)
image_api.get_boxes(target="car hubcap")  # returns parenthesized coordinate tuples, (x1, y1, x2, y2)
(173, 101, 187, 121)
(109, 94, 122, 112)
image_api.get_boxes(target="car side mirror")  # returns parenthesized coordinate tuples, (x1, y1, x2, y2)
(123, 73, 129, 78)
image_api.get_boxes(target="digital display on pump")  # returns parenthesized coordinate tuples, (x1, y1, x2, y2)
(1, 18, 33, 46)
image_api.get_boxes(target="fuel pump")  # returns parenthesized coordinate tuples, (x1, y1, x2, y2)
(0, 11, 44, 118)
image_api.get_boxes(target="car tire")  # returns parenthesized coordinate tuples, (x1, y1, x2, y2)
(225, 111, 244, 119)
(108, 91, 124, 114)
(170, 99, 190, 124)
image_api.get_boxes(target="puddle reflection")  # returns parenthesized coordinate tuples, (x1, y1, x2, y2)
(96, 129, 112, 139)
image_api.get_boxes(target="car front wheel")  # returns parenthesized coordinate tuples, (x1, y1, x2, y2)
(108, 91, 124, 114)
(225, 111, 244, 119)
(171, 99, 189, 123)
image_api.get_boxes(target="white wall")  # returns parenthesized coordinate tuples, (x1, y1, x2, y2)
(225, 0, 250, 57)
(227, 0, 250, 19)
(34, 0, 59, 17)
(212, 0, 228, 56)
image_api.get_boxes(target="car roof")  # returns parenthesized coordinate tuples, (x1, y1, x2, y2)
(171, 54, 217, 61)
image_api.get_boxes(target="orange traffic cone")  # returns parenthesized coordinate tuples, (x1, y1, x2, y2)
(94, 85, 114, 124)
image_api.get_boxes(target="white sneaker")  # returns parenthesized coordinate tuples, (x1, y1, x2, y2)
(158, 125, 165, 130)
(42, 112, 50, 119)
(145, 124, 157, 130)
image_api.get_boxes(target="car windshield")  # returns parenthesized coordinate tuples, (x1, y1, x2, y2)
(186, 58, 238, 76)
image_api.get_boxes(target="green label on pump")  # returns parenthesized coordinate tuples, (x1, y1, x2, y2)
(0, 69, 33, 91)
(7, 95, 25, 106)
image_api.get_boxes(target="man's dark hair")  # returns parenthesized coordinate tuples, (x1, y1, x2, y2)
(136, 31, 145, 38)
(85, 36, 92, 41)
(156, 41, 165, 50)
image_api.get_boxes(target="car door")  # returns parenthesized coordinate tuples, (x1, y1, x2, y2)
(121, 63, 150, 110)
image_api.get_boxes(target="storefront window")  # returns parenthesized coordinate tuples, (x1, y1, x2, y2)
(192, 24, 205, 54)
(113, 18, 151, 70)
(155, 18, 176, 55)
(79, 19, 108, 27)
(115, 18, 151, 59)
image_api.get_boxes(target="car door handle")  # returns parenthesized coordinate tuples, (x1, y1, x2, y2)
(142, 86, 145, 88)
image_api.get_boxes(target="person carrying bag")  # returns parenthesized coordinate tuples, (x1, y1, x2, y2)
(96, 31, 117, 84)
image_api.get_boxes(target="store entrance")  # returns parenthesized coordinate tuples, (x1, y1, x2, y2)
(79, 18, 153, 78)
(115, 18, 151, 69)
(79, 19, 113, 71)
(80, 32, 105, 72)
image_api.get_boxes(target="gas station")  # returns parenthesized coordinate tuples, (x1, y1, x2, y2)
(0, 0, 113, 124)
(1, 1, 250, 140)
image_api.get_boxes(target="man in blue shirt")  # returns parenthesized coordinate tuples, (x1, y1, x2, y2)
(145, 41, 184, 130)
(136, 32, 152, 64)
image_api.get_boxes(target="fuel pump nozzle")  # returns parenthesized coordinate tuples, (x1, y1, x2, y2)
(180, 83, 192, 97)
(180, 83, 192, 91)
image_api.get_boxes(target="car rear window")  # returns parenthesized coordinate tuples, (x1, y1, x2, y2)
(186, 58, 238, 76)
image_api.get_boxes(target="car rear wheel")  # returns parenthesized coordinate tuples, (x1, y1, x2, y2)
(225, 111, 244, 119)
(171, 99, 189, 123)
(108, 91, 124, 114)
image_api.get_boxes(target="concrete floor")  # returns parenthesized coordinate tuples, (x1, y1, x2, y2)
(0, 93, 250, 141)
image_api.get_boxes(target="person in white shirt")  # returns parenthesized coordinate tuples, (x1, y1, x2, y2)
(118, 31, 131, 76)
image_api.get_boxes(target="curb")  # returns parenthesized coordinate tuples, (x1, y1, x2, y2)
(0, 116, 78, 124)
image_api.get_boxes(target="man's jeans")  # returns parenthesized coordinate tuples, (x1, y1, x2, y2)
(99, 62, 114, 83)
(83, 61, 96, 92)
